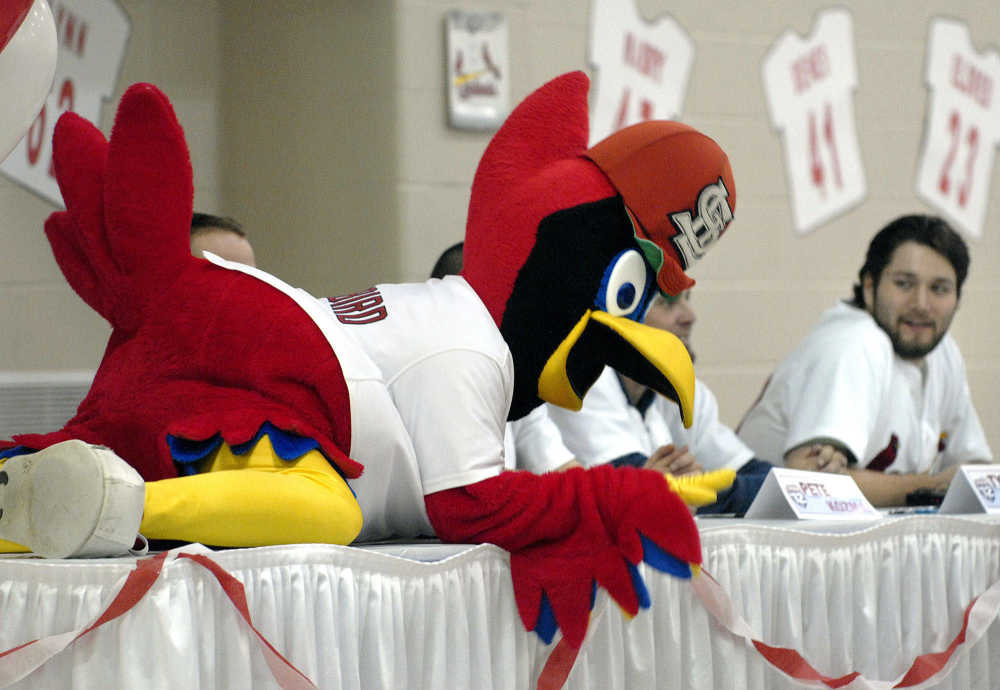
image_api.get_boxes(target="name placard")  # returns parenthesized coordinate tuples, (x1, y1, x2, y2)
(939, 465, 1000, 514)
(745, 468, 880, 520)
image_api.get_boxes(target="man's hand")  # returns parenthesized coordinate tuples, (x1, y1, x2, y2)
(846, 464, 961, 508)
(929, 464, 959, 490)
(785, 442, 848, 473)
(644, 444, 702, 475)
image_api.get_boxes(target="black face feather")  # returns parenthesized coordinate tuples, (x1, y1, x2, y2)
(501, 195, 637, 420)
(566, 317, 681, 407)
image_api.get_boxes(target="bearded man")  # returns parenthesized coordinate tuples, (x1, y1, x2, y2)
(738, 214, 993, 506)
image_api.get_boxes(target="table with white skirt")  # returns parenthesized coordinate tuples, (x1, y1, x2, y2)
(0, 514, 997, 689)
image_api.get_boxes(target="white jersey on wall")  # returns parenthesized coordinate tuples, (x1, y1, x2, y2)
(548, 367, 752, 471)
(738, 302, 993, 473)
(587, 0, 693, 145)
(916, 18, 1000, 239)
(1, 0, 131, 205)
(763, 8, 866, 233)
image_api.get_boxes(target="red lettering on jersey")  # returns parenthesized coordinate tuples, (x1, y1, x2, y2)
(75, 21, 87, 57)
(951, 54, 992, 108)
(327, 287, 388, 325)
(337, 295, 382, 313)
(623, 31, 665, 83)
(328, 287, 378, 308)
(791, 44, 830, 94)
(336, 307, 387, 325)
(53, 5, 87, 58)
(53, 3, 87, 58)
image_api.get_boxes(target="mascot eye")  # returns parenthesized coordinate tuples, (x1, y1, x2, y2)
(596, 250, 654, 319)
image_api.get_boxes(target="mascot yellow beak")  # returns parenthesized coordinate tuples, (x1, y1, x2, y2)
(538, 309, 695, 427)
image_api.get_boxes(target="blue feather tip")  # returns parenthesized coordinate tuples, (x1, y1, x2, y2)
(167, 422, 321, 475)
(640, 534, 693, 579)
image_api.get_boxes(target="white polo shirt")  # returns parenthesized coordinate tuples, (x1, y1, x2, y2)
(738, 301, 992, 473)
(503, 404, 575, 473)
(548, 367, 753, 471)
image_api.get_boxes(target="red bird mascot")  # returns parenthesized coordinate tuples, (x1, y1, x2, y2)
(0, 71, 736, 650)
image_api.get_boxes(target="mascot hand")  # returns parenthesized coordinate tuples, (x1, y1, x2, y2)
(664, 468, 736, 508)
(425, 464, 701, 649)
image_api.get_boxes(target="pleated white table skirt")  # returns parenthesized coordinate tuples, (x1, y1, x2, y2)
(0, 515, 997, 689)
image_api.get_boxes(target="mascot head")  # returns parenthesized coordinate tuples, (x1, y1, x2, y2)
(462, 71, 735, 422)
(0, 0, 56, 162)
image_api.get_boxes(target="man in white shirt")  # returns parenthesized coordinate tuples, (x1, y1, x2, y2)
(549, 291, 770, 513)
(504, 405, 576, 473)
(738, 215, 993, 506)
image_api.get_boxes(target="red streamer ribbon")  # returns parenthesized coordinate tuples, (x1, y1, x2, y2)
(4, 550, 996, 689)
(692, 568, 1000, 689)
(536, 637, 580, 690)
(177, 552, 317, 689)
(0, 549, 316, 689)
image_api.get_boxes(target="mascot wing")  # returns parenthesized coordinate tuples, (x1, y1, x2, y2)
(2, 84, 360, 483)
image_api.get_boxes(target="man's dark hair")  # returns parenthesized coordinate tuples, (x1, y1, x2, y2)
(850, 214, 969, 308)
(191, 212, 246, 238)
(430, 241, 464, 279)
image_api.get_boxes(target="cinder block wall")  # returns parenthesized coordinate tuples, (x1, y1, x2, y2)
(383, 0, 1000, 454)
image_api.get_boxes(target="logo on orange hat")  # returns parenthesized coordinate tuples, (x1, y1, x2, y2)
(584, 120, 736, 296)
(670, 176, 733, 267)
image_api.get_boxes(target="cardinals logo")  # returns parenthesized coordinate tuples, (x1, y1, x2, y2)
(784, 483, 809, 508)
(975, 478, 996, 503)
(669, 176, 734, 267)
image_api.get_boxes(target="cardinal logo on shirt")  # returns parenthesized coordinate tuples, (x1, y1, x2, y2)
(938, 432, 948, 453)
(784, 483, 809, 508)
(975, 478, 996, 503)
(866, 433, 899, 472)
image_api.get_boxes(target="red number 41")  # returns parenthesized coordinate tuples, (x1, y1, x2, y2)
(808, 102, 842, 196)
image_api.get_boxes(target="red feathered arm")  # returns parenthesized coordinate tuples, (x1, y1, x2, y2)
(425, 464, 700, 649)
(47, 84, 193, 334)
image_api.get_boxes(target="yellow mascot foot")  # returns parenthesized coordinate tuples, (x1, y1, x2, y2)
(664, 469, 736, 508)
(0, 538, 29, 553)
